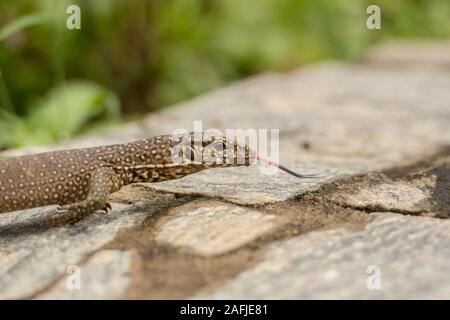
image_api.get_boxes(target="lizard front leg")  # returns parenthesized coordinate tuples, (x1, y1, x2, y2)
(45, 167, 120, 226)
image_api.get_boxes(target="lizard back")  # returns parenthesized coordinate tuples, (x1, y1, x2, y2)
(0, 148, 103, 213)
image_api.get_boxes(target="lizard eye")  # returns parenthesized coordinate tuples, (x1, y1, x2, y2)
(177, 146, 196, 162)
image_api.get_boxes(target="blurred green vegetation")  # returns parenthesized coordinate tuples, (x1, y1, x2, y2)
(0, 0, 449, 149)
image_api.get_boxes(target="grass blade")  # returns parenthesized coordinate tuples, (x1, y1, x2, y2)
(0, 13, 50, 42)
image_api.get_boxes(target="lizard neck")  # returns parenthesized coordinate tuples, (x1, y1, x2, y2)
(123, 163, 210, 184)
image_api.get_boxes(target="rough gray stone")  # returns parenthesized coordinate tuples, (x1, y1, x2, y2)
(156, 202, 278, 255)
(197, 213, 450, 299)
(37, 250, 132, 300)
(367, 40, 450, 69)
(0, 202, 152, 299)
(147, 166, 340, 205)
(330, 175, 437, 214)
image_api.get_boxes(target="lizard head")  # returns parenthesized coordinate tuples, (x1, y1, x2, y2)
(126, 132, 256, 183)
(169, 132, 256, 168)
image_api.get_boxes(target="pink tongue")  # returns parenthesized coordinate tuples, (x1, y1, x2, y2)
(256, 155, 326, 179)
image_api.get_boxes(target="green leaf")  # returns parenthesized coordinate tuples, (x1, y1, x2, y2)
(0, 13, 51, 42)
(12, 81, 121, 147)
(0, 108, 20, 149)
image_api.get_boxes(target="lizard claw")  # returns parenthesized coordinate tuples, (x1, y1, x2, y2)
(101, 202, 112, 214)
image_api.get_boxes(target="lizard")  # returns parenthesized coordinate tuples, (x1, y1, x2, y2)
(0, 132, 321, 226)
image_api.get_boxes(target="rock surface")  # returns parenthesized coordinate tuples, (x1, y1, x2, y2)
(196, 213, 450, 299)
(38, 250, 132, 300)
(366, 40, 450, 70)
(156, 202, 279, 256)
(0, 41, 449, 299)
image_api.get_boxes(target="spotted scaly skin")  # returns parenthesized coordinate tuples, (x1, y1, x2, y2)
(0, 133, 253, 225)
